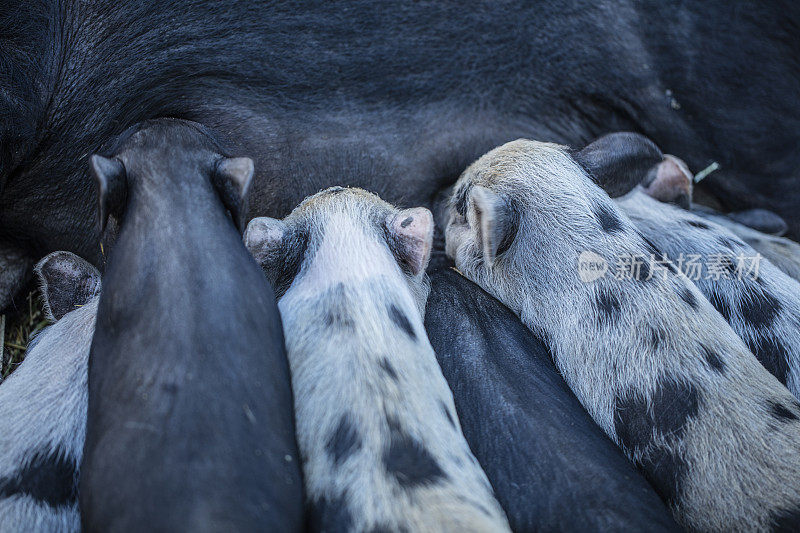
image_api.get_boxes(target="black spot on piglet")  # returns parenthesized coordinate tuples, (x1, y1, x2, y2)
(639, 445, 690, 506)
(379, 357, 399, 381)
(326, 415, 362, 467)
(686, 220, 711, 230)
(614, 378, 700, 451)
(594, 203, 624, 234)
(308, 493, 353, 532)
(707, 291, 732, 323)
(383, 421, 446, 488)
(679, 287, 699, 310)
(596, 289, 621, 325)
(400, 217, 413, 228)
(771, 506, 800, 532)
(701, 345, 725, 374)
(739, 287, 782, 329)
(745, 335, 790, 385)
(389, 304, 416, 341)
(0, 447, 78, 508)
(769, 401, 799, 422)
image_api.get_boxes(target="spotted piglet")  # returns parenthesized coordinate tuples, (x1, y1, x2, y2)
(445, 138, 800, 532)
(692, 206, 800, 282)
(245, 187, 510, 533)
(0, 251, 100, 533)
(631, 153, 800, 283)
(617, 189, 800, 399)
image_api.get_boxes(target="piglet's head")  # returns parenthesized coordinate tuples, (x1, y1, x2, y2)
(446, 134, 659, 282)
(34, 251, 101, 322)
(244, 187, 433, 310)
(88, 119, 255, 235)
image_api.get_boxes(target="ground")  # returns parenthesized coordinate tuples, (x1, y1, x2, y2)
(1, 291, 48, 379)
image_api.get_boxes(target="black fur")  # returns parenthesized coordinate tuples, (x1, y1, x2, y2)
(324, 286, 356, 330)
(679, 287, 699, 310)
(771, 506, 800, 533)
(594, 203, 625, 234)
(638, 446, 690, 506)
(615, 379, 700, 505)
(0, 447, 77, 508)
(635, 257, 651, 281)
(738, 287, 783, 329)
(308, 493, 353, 533)
(745, 335, 790, 385)
(701, 345, 726, 374)
(424, 269, 679, 531)
(378, 357, 399, 381)
(686, 220, 712, 230)
(388, 303, 416, 341)
(261, 228, 308, 299)
(596, 289, 622, 325)
(383, 421, 446, 488)
(3, 0, 799, 297)
(80, 120, 303, 531)
(707, 291, 733, 322)
(326, 415, 363, 468)
(617, 378, 700, 445)
(649, 326, 665, 351)
(769, 401, 799, 423)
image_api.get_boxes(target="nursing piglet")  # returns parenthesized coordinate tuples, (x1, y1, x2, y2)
(80, 119, 303, 532)
(0, 251, 99, 533)
(424, 267, 679, 531)
(446, 138, 800, 532)
(245, 187, 510, 533)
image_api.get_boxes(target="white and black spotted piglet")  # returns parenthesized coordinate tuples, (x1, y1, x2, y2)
(246, 187, 510, 533)
(0, 252, 100, 533)
(630, 152, 800, 283)
(692, 207, 800, 282)
(445, 138, 800, 532)
(617, 189, 800, 400)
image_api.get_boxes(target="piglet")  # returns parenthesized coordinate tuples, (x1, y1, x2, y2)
(618, 188, 800, 400)
(0, 251, 99, 533)
(80, 119, 303, 531)
(634, 154, 800, 282)
(245, 187, 510, 532)
(692, 206, 800, 282)
(446, 136, 800, 532)
(424, 267, 679, 532)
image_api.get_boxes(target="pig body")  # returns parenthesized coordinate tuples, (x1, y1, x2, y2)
(618, 189, 800, 398)
(246, 188, 510, 532)
(0, 251, 100, 533)
(3, 1, 800, 311)
(424, 267, 679, 532)
(446, 138, 800, 531)
(80, 119, 303, 531)
(692, 207, 800, 283)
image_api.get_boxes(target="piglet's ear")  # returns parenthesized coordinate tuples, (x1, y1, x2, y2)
(213, 157, 254, 233)
(386, 207, 434, 276)
(34, 251, 101, 322)
(470, 185, 518, 267)
(90, 155, 127, 233)
(574, 132, 664, 198)
(244, 216, 287, 269)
